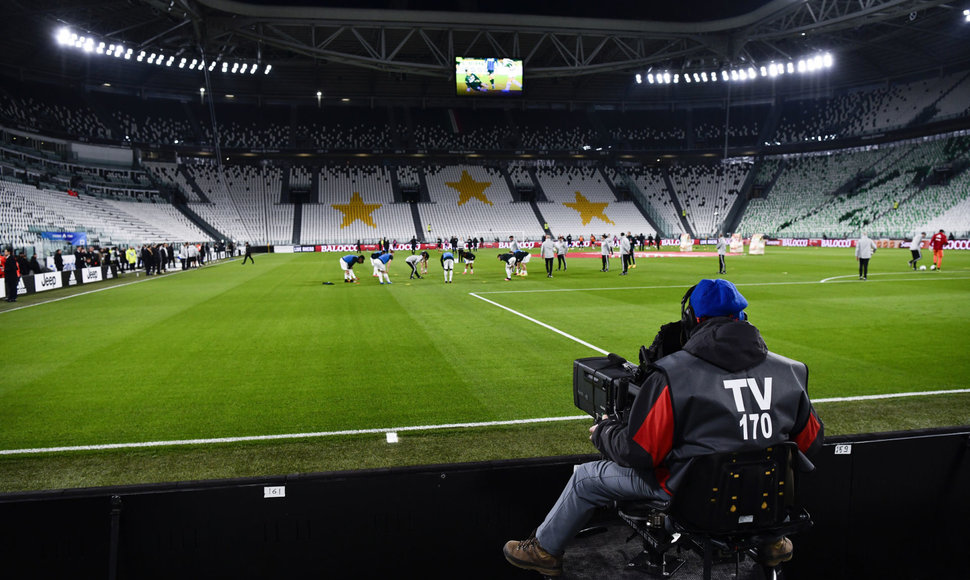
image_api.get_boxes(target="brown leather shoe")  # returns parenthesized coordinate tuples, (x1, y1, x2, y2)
(503, 534, 562, 576)
(761, 536, 794, 567)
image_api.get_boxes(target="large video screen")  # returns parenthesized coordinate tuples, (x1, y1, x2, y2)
(455, 57, 523, 96)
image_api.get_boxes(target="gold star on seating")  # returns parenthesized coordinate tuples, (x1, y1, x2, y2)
(332, 192, 382, 228)
(445, 170, 493, 206)
(563, 191, 614, 226)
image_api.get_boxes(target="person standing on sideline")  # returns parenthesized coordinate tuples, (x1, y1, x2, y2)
(716, 232, 728, 274)
(440, 251, 455, 283)
(241, 242, 254, 265)
(126, 246, 137, 271)
(627, 232, 637, 269)
(54, 249, 64, 272)
(540, 235, 556, 278)
(855, 232, 876, 280)
(340, 254, 364, 283)
(600, 234, 612, 272)
(498, 252, 517, 281)
(620, 233, 632, 275)
(461, 249, 476, 275)
(930, 229, 948, 270)
(555, 236, 568, 271)
(2, 247, 21, 302)
(908, 231, 925, 270)
(141, 245, 154, 276)
(508, 235, 520, 254)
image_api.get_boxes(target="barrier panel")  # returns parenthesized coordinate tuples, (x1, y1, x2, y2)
(1, 427, 968, 579)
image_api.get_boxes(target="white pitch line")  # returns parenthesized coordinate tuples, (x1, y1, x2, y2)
(468, 292, 609, 354)
(477, 274, 970, 296)
(0, 258, 238, 314)
(0, 415, 589, 456)
(820, 272, 970, 283)
(4, 388, 970, 456)
(812, 388, 970, 403)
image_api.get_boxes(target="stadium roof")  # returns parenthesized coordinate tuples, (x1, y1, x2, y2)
(1, 0, 969, 105)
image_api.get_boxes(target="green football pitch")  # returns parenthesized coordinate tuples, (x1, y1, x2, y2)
(1, 246, 968, 491)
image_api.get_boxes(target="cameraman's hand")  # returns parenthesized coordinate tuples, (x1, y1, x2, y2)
(589, 415, 609, 439)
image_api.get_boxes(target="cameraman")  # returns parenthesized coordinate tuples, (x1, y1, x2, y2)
(503, 279, 824, 577)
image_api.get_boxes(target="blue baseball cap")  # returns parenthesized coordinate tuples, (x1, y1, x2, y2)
(690, 279, 748, 319)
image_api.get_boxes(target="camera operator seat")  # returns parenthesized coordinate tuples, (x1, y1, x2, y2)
(615, 442, 812, 579)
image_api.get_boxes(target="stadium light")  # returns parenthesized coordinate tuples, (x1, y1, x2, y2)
(640, 51, 833, 88)
(52, 25, 273, 76)
(635, 73, 642, 84)
(964, 9, 969, 22)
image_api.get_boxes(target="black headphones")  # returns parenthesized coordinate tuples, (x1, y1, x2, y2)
(680, 284, 698, 337)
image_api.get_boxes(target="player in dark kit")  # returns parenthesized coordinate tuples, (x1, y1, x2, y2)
(498, 252, 517, 281)
(464, 71, 485, 91)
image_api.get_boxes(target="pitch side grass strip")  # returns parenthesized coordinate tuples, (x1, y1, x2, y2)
(1, 389, 968, 456)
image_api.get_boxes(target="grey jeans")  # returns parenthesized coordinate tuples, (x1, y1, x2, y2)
(535, 459, 669, 556)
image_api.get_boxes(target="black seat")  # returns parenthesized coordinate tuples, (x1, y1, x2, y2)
(615, 442, 813, 579)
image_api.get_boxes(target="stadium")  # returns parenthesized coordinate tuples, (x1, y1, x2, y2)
(0, 0, 969, 578)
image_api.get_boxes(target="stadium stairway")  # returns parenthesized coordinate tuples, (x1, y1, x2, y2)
(416, 168, 431, 202)
(722, 159, 763, 234)
(177, 165, 211, 203)
(409, 202, 425, 242)
(608, 167, 666, 236)
(528, 200, 549, 234)
(291, 202, 302, 244)
(599, 166, 624, 202)
(279, 163, 292, 203)
(174, 202, 226, 243)
(627, 187, 666, 237)
(500, 166, 520, 201)
(527, 167, 549, 201)
(662, 168, 695, 237)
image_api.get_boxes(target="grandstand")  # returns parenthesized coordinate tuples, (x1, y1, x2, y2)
(2, 2, 970, 579)
(419, 164, 542, 241)
(303, 165, 414, 244)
